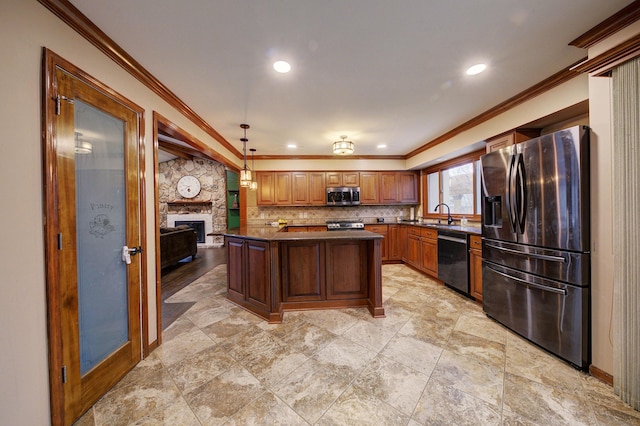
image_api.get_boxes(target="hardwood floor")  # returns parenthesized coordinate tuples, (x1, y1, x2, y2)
(161, 247, 227, 329)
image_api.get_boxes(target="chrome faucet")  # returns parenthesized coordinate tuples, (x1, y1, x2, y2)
(434, 203, 453, 225)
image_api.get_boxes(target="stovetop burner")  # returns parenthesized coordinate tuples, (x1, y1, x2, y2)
(326, 220, 365, 230)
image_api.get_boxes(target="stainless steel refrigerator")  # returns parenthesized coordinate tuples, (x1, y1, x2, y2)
(480, 125, 590, 369)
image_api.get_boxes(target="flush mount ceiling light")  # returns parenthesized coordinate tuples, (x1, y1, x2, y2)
(273, 60, 291, 73)
(239, 124, 252, 187)
(332, 135, 354, 156)
(466, 63, 487, 76)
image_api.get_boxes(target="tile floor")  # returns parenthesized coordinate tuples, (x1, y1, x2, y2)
(76, 264, 640, 425)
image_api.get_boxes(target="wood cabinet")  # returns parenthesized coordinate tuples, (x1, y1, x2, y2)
(365, 224, 388, 261)
(326, 171, 359, 187)
(398, 172, 419, 203)
(287, 226, 309, 232)
(388, 224, 401, 260)
(404, 226, 437, 277)
(326, 241, 368, 299)
(275, 172, 292, 205)
(407, 231, 421, 269)
(256, 172, 275, 205)
(308, 226, 327, 232)
(291, 172, 309, 204)
(399, 224, 408, 261)
(469, 235, 483, 302)
(281, 241, 325, 302)
(257, 170, 419, 206)
(379, 172, 398, 204)
(226, 237, 271, 316)
(308, 172, 326, 205)
(420, 228, 438, 277)
(486, 129, 541, 153)
(360, 172, 380, 204)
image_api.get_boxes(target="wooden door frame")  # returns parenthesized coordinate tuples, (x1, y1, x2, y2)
(152, 112, 242, 347)
(42, 48, 147, 425)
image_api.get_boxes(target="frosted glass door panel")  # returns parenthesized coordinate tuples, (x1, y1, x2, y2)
(74, 99, 128, 375)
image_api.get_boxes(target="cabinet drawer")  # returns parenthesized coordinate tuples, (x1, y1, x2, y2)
(407, 226, 421, 236)
(365, 225, 387, 233)
(470, 235, 482, 250)
(420, 228, 438, 239)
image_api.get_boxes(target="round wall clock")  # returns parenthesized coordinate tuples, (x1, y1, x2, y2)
(176, 175, 201, 199)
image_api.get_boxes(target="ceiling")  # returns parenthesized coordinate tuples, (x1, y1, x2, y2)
(69, 0, 631, 159)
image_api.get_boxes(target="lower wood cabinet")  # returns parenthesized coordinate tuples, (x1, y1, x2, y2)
(420, 228, 438, 277)
(226, 237, 271, 315)
(326, 240, 367, 299)
(388, 224, 400, 260)
(469, 235, 483, 301)
(399, 224, 408, 261)
(281, 241, 325, 302)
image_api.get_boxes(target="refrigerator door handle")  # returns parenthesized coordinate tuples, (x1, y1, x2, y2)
(515, 153, 527, 234)
(486, 265, 568, 295)
(485, 243, 567, 263)
(506, 154, 517, 233)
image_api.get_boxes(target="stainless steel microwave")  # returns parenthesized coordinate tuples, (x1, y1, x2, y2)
(326, 187, 360, 206)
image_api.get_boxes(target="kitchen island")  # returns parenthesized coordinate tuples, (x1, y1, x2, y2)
(224, 227, 385, 323)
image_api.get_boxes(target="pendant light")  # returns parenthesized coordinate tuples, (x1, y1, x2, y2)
(332, 135, 354, 155)
(239, 123, 252, 187)
(249, 148, 258, 191)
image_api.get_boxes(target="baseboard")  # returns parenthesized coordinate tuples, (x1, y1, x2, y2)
(590, 364, 614, 386)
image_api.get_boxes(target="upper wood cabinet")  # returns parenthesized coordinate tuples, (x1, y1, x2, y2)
(291, 172, 309, 205)
(486, 129, 541, 153)
(256, 170, 419, 206)
(398, 171, 419, 203)
(256, 172, 275, 205)
(275, 172, 292, 205)
(379, 172, 398, 204)
(326, 171, 359, 187)
(308, 172, 326, 205)
(360, 172, 380, 204)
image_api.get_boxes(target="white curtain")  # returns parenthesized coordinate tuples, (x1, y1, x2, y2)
(612, 56, 640, 411)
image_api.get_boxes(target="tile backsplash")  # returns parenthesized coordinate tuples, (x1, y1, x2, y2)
(247, 205, 415, 226)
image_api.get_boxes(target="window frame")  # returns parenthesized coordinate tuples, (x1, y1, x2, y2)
(422, 149, 485, 221)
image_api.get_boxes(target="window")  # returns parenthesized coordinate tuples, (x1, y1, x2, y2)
(424, 150, 484, 219)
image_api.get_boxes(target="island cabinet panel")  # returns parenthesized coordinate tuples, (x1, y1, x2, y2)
(246, 240, 270, 311)
(227, 237, 244, 299)
(360, 172, 380, 204)
(379, 172, 398, 204)
(365, 224, 388, 261)
(308, 172, 326, 205)
(326, 241, 367, 299)
(281, 241, 325, 302)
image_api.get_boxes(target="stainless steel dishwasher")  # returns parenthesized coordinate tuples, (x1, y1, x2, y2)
(437, 230, 470, 294)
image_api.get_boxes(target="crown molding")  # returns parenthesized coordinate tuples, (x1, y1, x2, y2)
(569, 1, 640, 49)
(37, 0, 242, 160)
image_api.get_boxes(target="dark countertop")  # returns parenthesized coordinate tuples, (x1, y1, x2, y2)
(224, 227, 383, 242)
(283, 221, 481, 236)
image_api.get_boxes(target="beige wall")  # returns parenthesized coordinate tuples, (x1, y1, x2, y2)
(0, 1, 634, 424)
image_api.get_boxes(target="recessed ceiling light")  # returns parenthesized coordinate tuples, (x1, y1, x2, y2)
(466, 63, 487, 76)
(287, 143, 297, 149)
(273, 61, 291, 73)
(377, 144, 387, 149)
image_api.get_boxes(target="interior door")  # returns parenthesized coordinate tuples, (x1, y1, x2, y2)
(47, 64, 143, 425)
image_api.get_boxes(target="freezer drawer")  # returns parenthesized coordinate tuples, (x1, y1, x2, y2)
(483, 261, 589, 369)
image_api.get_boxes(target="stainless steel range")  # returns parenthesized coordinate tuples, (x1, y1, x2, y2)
(326, 220, 365, 231)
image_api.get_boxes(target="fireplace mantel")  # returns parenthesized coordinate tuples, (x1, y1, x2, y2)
(167, 200, 212, 207)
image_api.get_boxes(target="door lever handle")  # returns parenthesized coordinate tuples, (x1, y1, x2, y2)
(122, 246, 143, 264)
(128, 246, 143, 256)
